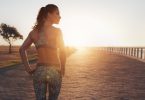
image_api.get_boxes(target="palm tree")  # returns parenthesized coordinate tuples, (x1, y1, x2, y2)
(0, 23, 23, 53)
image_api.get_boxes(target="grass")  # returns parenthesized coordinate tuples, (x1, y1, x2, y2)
(0, 45, 77, 69)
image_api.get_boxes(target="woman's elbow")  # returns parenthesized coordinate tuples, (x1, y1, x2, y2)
(19, 46, 25, 55)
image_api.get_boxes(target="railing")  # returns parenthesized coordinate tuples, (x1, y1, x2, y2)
(99, 47, 145, 61)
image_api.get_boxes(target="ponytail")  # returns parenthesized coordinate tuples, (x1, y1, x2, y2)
(33, 4, 58, 32)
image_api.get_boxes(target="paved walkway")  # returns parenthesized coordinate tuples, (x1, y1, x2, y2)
(0, 48, 145, 100)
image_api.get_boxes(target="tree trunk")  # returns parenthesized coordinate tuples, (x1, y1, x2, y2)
(9, 43, 12, 54)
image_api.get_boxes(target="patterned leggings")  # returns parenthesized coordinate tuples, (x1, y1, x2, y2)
(32, 63, 62, 100)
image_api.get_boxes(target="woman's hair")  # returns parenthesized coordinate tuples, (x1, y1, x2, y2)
(33, 4, 58, 31)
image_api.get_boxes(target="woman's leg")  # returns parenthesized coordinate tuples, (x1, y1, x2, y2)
(32, 65, 48, 100)
(33, 80, 47, 100)
(47, 67, 62, 100)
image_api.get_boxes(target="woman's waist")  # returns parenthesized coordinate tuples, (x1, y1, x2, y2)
(37, 53, 58, 59)
(37, 55, 60, 63)
(37, 48, 58, 55)
(36, 62, 61, 72)
(36, 62, 60, 67)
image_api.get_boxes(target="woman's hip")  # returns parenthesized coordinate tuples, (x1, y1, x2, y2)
(32, 63, 62, 82)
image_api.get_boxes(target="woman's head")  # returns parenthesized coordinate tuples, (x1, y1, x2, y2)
(33, 4, 61, 31)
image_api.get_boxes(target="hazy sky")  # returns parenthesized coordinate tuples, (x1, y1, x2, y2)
(0, 0, 145, 47)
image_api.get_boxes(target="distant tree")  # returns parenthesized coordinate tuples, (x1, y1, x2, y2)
(0, 23, 23, 53)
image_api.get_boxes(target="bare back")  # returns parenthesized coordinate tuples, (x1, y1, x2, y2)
(30, 27, 63, 65)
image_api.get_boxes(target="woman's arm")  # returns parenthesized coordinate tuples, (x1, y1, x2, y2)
(57, 29, 66, 76)
(19, 31, 34, 74)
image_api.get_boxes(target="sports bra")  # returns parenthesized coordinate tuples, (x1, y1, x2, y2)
(34, 30, 58, 50)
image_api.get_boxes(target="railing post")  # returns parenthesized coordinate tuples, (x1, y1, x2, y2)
(128, 48, 130, 56)
(131, 48, 133, 56)
(140, 48, 143, 59)
(130, 48, 132, 56)
(137, 48, 139, 58)
(119, 48, 121, 54)
(126, 48, 127, 55)
(129, 48, 131, 56)
(134, 48, 136, 57)
(144, 48, 145, 60)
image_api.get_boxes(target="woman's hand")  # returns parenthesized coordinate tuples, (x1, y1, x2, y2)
(25, 64, 36, 75)
(61, 70, 65, 77)
(61, 66, 65, 77)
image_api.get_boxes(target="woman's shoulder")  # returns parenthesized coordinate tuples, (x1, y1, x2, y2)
(51, 26, 63, 38)
(52, 26, 62, 33)
(28, 29, 38, 40)
(30, 28, 38, 34)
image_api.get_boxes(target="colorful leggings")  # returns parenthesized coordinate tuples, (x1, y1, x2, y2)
(32, 63, 62, 100)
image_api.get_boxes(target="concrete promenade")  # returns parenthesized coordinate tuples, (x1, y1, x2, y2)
(0, 48, 145, 100)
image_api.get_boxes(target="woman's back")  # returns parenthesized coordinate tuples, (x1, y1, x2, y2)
(30, 26, 61, 65)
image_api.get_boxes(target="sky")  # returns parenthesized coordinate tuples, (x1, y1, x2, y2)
(0, 0, 145, 47)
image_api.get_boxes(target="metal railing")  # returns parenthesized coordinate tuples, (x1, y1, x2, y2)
(99, 47, 145, 60)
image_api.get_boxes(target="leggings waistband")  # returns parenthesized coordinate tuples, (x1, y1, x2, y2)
(36, 63, 60, 67)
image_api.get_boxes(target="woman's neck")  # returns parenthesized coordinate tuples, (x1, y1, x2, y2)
(42, 21, 53, 32)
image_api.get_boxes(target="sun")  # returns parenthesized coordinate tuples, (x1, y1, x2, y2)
(57, 12, 125, 48)
(63, 33, 89, 47)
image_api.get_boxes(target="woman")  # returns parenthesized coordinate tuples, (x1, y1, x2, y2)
(19, 4, 66, 100)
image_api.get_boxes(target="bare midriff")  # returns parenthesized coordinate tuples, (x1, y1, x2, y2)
(36, 48, 60, 66)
